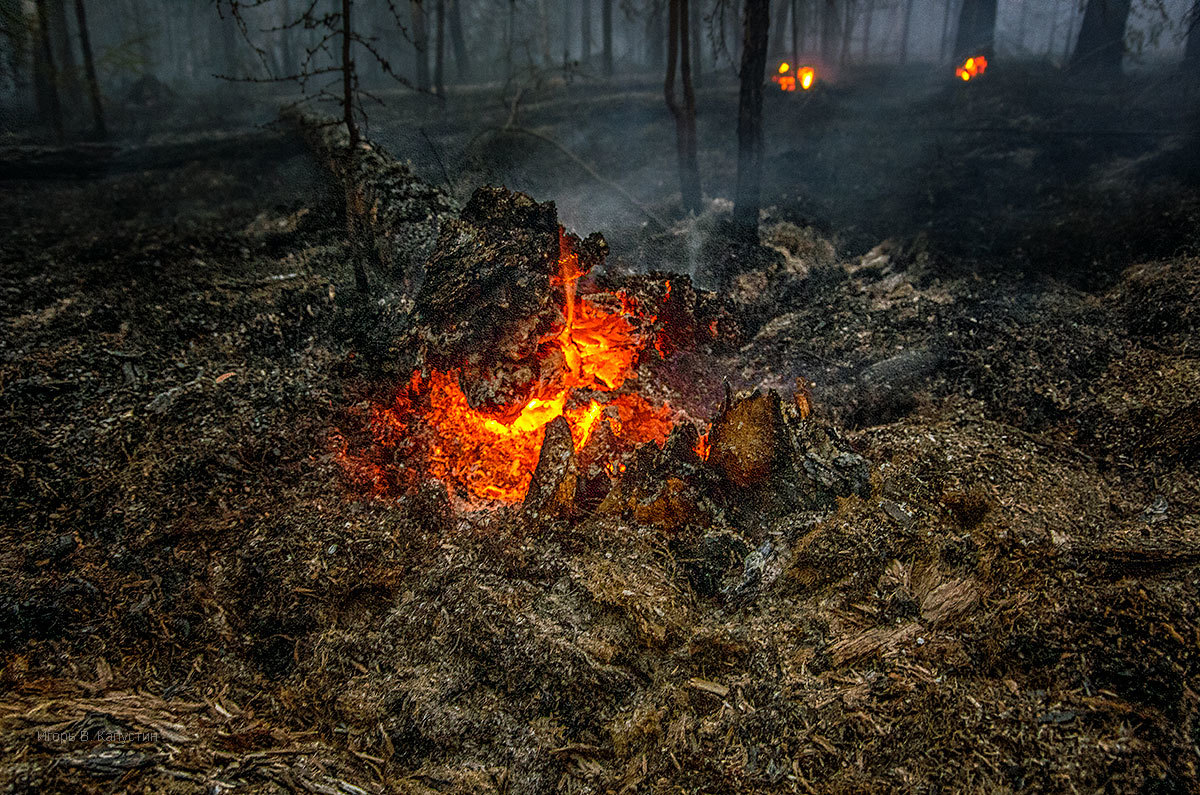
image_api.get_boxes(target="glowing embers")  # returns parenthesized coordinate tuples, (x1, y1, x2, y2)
(773, 62, 816, 92)
(955, 55, 988, 82)
(348, 229, 677, 506)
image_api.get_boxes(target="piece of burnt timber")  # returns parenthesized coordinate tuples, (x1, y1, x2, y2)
(524, 416, 579, 518)
(283, 109, 457, 285)
(710, 390, 873, 521)
(413, 185, 608, 411)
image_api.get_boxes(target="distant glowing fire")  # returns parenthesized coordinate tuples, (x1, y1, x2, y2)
(773, 62, 816, 92)
(341, 230, 680, 505)
(955, 55, 988, 81)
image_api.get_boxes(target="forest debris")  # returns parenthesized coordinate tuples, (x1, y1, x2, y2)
(881, 499, 915, 528)
(828, 623, 921, 666)
(708, 391, 785, 488)
(686, 678, 729, 698)
(919, 577, 980, 626)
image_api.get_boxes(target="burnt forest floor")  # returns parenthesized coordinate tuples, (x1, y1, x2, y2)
(0, 63, 1199, 793)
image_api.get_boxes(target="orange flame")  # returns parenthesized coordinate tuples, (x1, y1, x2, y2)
(351, 229, 677, 505)
(773, 63, 816, 92)
(955, 55, 988, 81)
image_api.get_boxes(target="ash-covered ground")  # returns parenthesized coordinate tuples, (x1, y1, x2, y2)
(1, 67, 1199, 793)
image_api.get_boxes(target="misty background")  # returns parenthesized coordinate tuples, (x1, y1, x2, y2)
(2, 0, 1198, 282)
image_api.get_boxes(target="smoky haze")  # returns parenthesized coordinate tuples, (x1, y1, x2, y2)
(2, 0, 1198, 282)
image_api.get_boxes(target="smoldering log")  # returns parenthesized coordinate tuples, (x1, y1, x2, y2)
(282, 109, 457, 285)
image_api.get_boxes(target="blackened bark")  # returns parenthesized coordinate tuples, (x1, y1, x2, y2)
(73, 0, 104, 140)
(862, 0, 875, 59)
(434, 0, 445, 94)
(647, 0, 664, 69)
(505, 0, 515, 80)
(448, 0, 469, 80)
(839, 0, 853, 64)
(820, 0, 839, 62)
(899, 0, 914, 62)
(733, 0, 768, 238)
(581, 0, 592, 64)
(940, 0, 954, 60)
(411, 0, 430, 91)
(793, 0, 801, 64)
(666, 0, 702, 213)
(341, 0, 357, 148)
(279, 0, 294, 74)
(602, 0, 613, 75)
(339, 0, 369, 294)
(48, 0, 81, 113)
(1069, 0, 1131, 78)
(953, 0, 997, 58)
(562, 0, 571, 64)
(1186, 1, 1200, 74)
(770, 0, 787, 57)
(33, 0, 63, 142)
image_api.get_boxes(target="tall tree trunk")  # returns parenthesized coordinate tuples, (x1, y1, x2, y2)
(862, 0, 875, 59)
(792, 0, 801, 63)
(953, 0, 997, 58)
(898, 0, 914, 62)
(581, 0, 591, 64)
(33, 0, 63, 142)
(505, 0, 515, 81)
(1046, 0, 1059, 57)
(73, 0, 104, 140)
(1, 0, 23, 89)
(341, 0, 370, 294)
(666, 0, 702, 213)
(940, 0, 954, 60)
(602, 0, 613, 74)
(448, 0, 469, 80)
(1069, 0, 1131, 78)
(691, 0, 703, 85)
(1186, 1, 1200, 74)
(411, 0, 430, 91)
(820, 0, 840, 62)
(840, 0, 855, 64)
(279, 0, 294, 75)
(562, 0, 571, 65)
(1062, 0, 1078, 60)
(340, 0, 358, 147)
(648, 0, 665, 69)
(1016, 0, 1029, 53)
(48, 0, 80, 113)
(536, 0, 550, 65)
(434, 0, 445, 94)
(733, 0, 768, 241)
(770, 0, 788, 58)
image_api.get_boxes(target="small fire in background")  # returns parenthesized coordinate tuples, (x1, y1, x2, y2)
(955, 55, 988, 82)
(773, 62, 816, 92)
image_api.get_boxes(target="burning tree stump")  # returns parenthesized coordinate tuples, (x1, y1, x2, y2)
(312, 121, 866, 526)
(414, 186, 608, 411)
